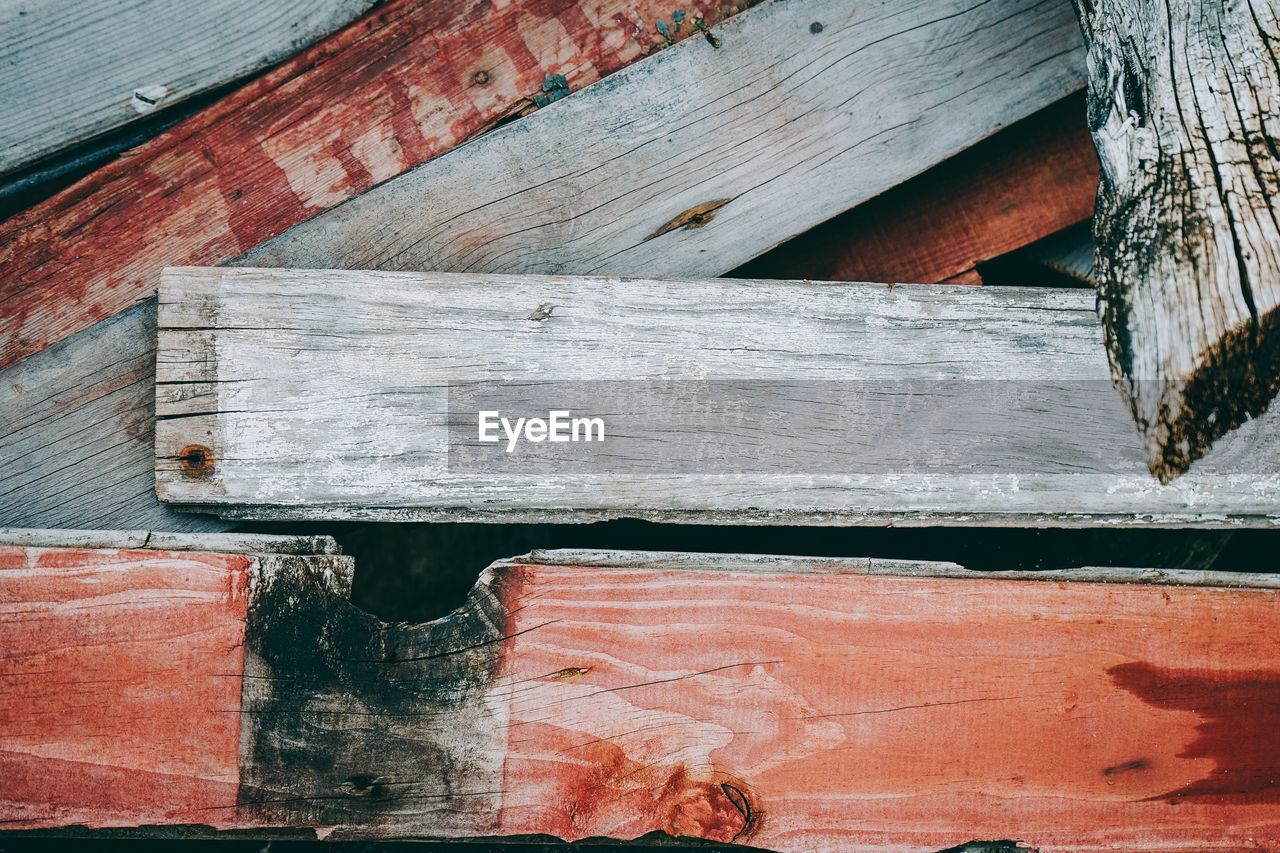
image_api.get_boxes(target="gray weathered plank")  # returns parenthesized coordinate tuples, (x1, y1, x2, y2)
(155, 267, 1280, 527)
(239, 0, 1086, 278)
(0, 0, 378, 175)
(0, 301, 231, 532)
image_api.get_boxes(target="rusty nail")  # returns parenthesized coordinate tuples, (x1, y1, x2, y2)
(474, 70, 490, 85)
(178, 444, 215, 478)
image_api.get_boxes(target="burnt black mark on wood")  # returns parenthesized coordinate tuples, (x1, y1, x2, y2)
(645, 199, 732, 241)
(1110, 661, 1280, 803)
(1102, 757, 1152, 781)
(236, 555, 518, 832)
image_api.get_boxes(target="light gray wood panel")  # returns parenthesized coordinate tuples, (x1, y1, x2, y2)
(154, 267, 1280, 527)
(0, 0, 377, 174)
(239, 0, 1086, 278)
(0, 301, 231, 532)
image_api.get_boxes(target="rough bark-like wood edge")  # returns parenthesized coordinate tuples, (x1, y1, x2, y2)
(1072, 0, 1280, 482)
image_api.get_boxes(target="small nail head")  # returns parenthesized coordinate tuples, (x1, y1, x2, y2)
(473, 70, 490, 85)
(809, 21, 824, 33)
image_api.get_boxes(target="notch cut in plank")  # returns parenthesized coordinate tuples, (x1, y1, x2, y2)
(0, 0, 380, 177)
(735, 93, 1100, 286)
(6, 538, 1280, 851)
(234, 0, 1085, 282)
(0, 0, 754, 371)
(155, 267, 1280, 527)
(0, 300, 230, 532)
(1073, 1, 1280, 481)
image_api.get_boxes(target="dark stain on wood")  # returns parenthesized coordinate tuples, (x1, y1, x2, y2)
(1110, 661, 1280, 803)
(235, 555, 517, 833)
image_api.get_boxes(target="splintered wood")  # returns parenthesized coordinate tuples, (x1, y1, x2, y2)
(5, 534, 1280, 852)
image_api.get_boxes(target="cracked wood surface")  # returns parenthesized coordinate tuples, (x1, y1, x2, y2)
(154, 267, 1280, 526)
(1074, 0, 1280, 480)
(0, 0, 747, 371)
(5, 535, 1280, 851)
(0, 0, 380, 177)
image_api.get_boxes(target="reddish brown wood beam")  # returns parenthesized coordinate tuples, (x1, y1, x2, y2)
(7, 534, 1280, 850)
(0, 0, 742, 371)
(735, 94, 1099, 285)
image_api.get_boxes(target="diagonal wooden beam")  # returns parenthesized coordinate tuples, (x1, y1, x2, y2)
(236, 0, 1085, 280)
(0, 0, 743, 371)
(1073, 0, 1280, 481)
(0, 0, 381, 177)
(6, 532, 1280, 849)
(153, 267, 1280, 526)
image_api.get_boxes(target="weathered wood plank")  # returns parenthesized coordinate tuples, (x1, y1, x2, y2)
(0, 301, 230, 532)
(155, 267, 1280, 526)
(0, 0, 748, 370)
(735, 94, 1099, 285)
(6, 540, 1280, 851)
(1073, 0, 1280, 481)
(237, 0, 1085, 283)
(0, 0, 380, 177)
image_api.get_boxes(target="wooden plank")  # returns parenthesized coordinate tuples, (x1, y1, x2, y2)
(154, 267, 1280, 526)
(0, 0, 380, 176)
(236, 0, 1085, 282)
(735, 94, 1100, 285)
(0, 534, 350, 830)
(1073, 1, 1280, 481)
(7, 540, 1280, 851)
(0, 0, 750, 371)
(0, 301, 230, 532)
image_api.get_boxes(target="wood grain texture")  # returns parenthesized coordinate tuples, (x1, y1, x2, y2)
(0, 0, 379, 176)
(1073, 0, 1280, 481)
(0, 301, 230, 532)
(236, 0, 1085, 282)
(7, 539, 1280, 851)
(0, 0, 746, 371)
(0, 544, 252, 828)
(735, 94, 1099, 285)
(155, 267, 1280, 526)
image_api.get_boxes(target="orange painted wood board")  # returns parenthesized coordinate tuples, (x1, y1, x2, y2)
(0, 0, 743, 372)
(5, 532, 1280, 851)
(735, 94, 1100, 286)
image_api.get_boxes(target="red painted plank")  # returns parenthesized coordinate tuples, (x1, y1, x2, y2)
(496, 560, 1280, 851)
(0, 0, 739, 370)
(0, 546, 249, 829)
